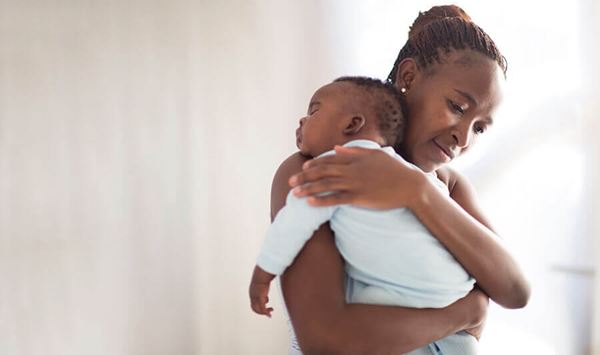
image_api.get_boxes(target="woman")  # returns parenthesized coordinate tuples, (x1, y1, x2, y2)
(274, 5, 530, 354)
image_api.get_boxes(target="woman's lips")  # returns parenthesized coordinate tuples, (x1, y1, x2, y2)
(433, 141, 452, 163)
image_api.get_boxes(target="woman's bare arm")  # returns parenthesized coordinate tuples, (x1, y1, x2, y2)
(412, 166, 531, 309)
(290, 147, 530, 309)
(273, 153, 487, 354)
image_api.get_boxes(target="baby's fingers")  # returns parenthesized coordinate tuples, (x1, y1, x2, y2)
(265, 306, 274, 318)
(250, 299, 266, 315)
(251, 297, 274, 318)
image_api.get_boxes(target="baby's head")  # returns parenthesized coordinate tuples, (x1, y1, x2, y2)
(296, 76, 406, 157)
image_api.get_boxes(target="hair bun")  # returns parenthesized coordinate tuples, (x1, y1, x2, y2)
(409, 5, 472, 40)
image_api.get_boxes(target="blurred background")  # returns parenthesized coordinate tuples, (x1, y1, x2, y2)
(0, 0, 598, 354)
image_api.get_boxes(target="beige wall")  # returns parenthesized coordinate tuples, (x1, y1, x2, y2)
(0, 1, 334, 354)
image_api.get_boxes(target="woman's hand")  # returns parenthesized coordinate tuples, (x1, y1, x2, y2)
(459, 286, 489, 341)
(465, 321, 486, 341)
(289, 145, 428, 209)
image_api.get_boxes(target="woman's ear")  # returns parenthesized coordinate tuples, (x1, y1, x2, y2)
(343, 115, 366, 135)
(395, 58, 419, 91)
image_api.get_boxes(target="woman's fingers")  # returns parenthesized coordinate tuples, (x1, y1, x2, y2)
(333, 145, 375, 155)
(302, 146, 373, 170)
(307, 191, 353, 207)
(290, 164, 347, 187)
(302, 151, 356, 170)
(464, 323, 484, 341)
(292, 178, 349, 197)
(290, 146, 376, 187)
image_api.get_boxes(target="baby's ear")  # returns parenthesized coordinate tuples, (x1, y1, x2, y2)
(343, 115, 366, 135)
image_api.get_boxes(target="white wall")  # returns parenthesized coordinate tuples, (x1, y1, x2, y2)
(0, 1, 597, 355)
(0, 1, 339, 354)
(582, 1, 600, 353)
(0, 1, 198, 354)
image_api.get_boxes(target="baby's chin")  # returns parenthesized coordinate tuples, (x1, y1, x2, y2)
(297, 143, 314, 158)
(298, 141, 337, 158)
(298, 149, 313, 158)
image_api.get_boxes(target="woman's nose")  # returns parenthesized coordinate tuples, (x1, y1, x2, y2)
(451, 123, 473, 149)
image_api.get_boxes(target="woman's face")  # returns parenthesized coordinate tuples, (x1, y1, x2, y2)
(398, 51, 504, 172)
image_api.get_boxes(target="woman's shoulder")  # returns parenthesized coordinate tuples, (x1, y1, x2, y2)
(436, 166, 496, 232)
(273, 152, 311, 186)
(270, 152, 311, 219)
(434, 166, 470, 196)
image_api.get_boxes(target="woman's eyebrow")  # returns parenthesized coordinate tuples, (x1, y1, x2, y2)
(453, 89, 478, 106)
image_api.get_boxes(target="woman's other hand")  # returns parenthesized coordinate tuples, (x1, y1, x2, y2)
(465, 322, 486, 341)
(289, 146, 427, 209)
(458, 286, 489, 341)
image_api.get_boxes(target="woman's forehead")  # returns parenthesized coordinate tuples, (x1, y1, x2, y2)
(428, 54, 504, 108)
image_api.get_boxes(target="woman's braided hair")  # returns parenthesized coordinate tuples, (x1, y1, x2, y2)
(386, 5, 507, 84)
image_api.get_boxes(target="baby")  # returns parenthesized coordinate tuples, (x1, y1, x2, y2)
(249, 76, 477, 353)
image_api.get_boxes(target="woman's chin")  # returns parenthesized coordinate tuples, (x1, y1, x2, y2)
(413, 158, 438, 173)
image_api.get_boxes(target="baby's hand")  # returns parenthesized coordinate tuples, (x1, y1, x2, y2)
(249, 280, 274, 317)
(249, 265, 276, 318)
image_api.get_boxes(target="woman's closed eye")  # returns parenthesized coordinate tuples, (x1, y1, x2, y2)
(447, 99, 466, 116)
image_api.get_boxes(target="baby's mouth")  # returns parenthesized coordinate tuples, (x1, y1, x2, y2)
(295, 128, 302, 148)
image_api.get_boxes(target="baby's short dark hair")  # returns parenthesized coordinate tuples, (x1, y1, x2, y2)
(333, 76, 406, 147)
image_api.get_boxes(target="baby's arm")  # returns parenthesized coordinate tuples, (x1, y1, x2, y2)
(249, 189, 334, 317)
(256, 190, 335, 275)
